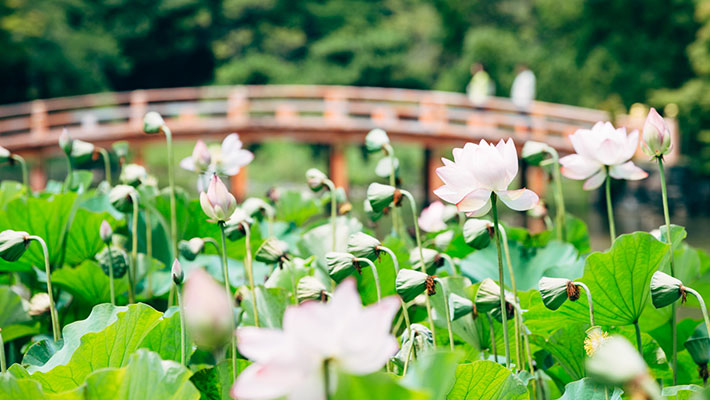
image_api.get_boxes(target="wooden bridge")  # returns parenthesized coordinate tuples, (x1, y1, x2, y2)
(0, 85, 675, 201)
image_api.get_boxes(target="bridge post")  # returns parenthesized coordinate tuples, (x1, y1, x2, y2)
(30, 100, 48, 137)
(227, 88, 249, 124)
(129, 91, 147, 130)
(329, 144, 348, 192)
(30, 156, 46, 192)
(231, 166, 248, 203)
(424, 147, 443, 203)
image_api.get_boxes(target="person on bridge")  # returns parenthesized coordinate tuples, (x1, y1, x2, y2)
(511, 64, 536, 111)
(466, 63, 495, 107)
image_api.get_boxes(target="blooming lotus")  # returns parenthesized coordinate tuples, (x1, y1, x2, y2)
(418, 201, 455, 233)
(200, 174, 237, 223)
(433, 139, 539, 216)
(642, 108, 672, 157)
(182, 133, 253, 176)
(182, 268, 233, 350)
(180, 140, 211, 173)
(559, 121, 647, 190)
(232, 279, 399, 400)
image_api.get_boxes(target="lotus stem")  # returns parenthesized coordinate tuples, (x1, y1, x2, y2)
(240, 221, 259, 327)
(633, 320, 643, 354)
(379, 245, 412, 339)
(106, 243, 116, 306)
(97, 147, 112, 184)
(323, 179, 337, 252)
(436, 278, 455, 351)
(439, 253, 458, 276)
(490, 193, 511, 368)
(684, 287, 710, 339)
(64, 156, 73, 193)
(402, 330, 415, 376)
(128, 192, 139, 304)
(487, 313, 498, 361)
(402, 189, 437, 348)
(218, 222, 238, 380)
(145, 210, 153, 299)
(384, 144, 401, 238)
(11, 154, 29, 197)
(551, 152, 566, 241)
(323, 359, 331, 400)
(604, 167, 616, 243)
(657, 157, 677, 384)
(354, 257, 381, 302)
(0, 330, 5, 373)
(499, 226, 521, 367)
(163, 126, 178, 260)
(29, 235, 61, 341)
(176, 283, 187, 365)
(574, 282, 595, 327)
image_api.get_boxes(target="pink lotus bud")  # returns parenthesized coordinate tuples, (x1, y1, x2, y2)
(200, 174, 237, 222)
(171, 259, 184, 285)
(99, 220, 113, 244)
(642, 108, 672, 157)
(183, 268, 233, 350)
(192, 140, 211, 171)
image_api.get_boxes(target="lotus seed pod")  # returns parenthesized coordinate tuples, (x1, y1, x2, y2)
(347, 232, 381, 261)
(296, 276, 330, 303)
(650, 271, 683, 308)
(143, 111, 166, 134)
(325, 252, 356, 283)
(474, 278, 514, 314)
(223, 208, 253, 241)
(393, 323, 434, 367)
(120, 163, 148, 187)
(306, 168, 328, 192)
(96, 246, 129, 278)
(409, 247, 442, 275)
(463, 218, 492, 250)
(449, 293, 475, 321)
(363, 198, 384, 222)
(242, 197, 274, 220)
(395, 268, 430, 303)
(365, 128, 390, 153)
(109, 185, 138, 213)
(374, 156, 399, 179)
(255, 238, 289, 265)
(171, 259, 184, 285)
(367, 183, 400, 213)
(69, 139, 95, 165)
(538, 277, 571, 310)
(0, 230, 30, 262)
(99, 220, 113, 244)
(433, 230, 454, 251)
(521, 140, 553, 166)
(178, 238, 206, 261)
(684, 323, 710, 367)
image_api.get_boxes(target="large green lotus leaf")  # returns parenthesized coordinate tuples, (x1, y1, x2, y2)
(527, 232, 668, 327)
(0, 286, 30, 331)
(138, 307, 189, 363)
(83, 349, 199, 400)
(429, 276, 482, 348)
(275, 190, 321, 226)
(401, 350, 463, 400)
(333, 371, 428, 400)
(529, 323, 587, 381)
(356, 235, 410, 306)
(447, 360, 528, 400)
(460, 240, 583, 291)
(0, 180, 25, 209)
(240, 285, 289, 328)
(30, 303, 163, 392)
(558, 378, 622, 400)
(51, 260, 129, 306)
(298, 216, 363, 273)
(661, 385, 703, 399)
(23, 337, 63, 368)
(190, 359, 251, 400)
(0, 373, 83, 400)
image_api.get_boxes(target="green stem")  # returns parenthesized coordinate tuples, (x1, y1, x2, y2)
(439, 253, 458, 276)
(323, 359, 331, 400)
(145, 210, 153, 299)
(176, 283, 187, 366)
(402, 189, 437, 348)
(11, 154, 29, 195)
(0, 330, 5, 373)
(402, 331, 415, 376)
(684, 287, 710, 338)
(218, 222, 238, 381)
(324, 179, 337, 252)
(106, 244, 116, 306)
(436, 278, 455, 351)
(487, 313, 498, 361)
(634, 320, 643, 355)
(64, 156, 72, 193)
(552, 155, 566, 241)
(164, 127, 178, 260)
(490, 193, 511, 368)
(604, 168, 616, 243)
(380, 245, 412, 339)
(574, 282, 595, 326)
(499, 226, 521, 367)
(97, 147, 112, 184)
(128, 192, 139, 303)
(658, 157, 677, 384)
(241, 222, 259, 327)
(385, 144, 401, 238)
(30, 236, 61, 341)
(355, 257, 381, 302)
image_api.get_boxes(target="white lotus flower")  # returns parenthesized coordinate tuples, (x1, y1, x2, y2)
(211, 133, 254, 175)
(231, 279, 400, 400)
(418, 201, 449, 233)
(559, 121, 647, 190)
(433, 138, 539, 216)
(180, 140, 212, 173)
(182, 268, 233, 350)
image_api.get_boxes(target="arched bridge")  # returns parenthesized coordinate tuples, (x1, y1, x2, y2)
(0, 85, 675, 199)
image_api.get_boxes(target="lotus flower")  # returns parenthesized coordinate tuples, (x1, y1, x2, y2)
(179, 140, 211, 173)
(182, 268, 233, 350)
(642, 108, 672, 157)
(99, 220, 113, 244)
(433, 139, 539, 216)
(418, 201, 451, 233)
(200, 174, 237, 223)
(559, 122, 647, 190)
(231, 279, 399, 400)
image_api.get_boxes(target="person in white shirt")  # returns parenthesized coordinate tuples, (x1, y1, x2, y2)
(511, 64, 536, 111)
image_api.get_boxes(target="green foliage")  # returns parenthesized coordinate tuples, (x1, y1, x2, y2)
(558, 378, 622, 400)
(447, 360, 529, 399)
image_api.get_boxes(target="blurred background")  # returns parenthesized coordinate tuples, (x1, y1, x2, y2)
(0, 0, 709, 250)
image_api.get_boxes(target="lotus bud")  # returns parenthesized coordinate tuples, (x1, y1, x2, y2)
(538, 277, 573, 310)
(0, 146, 10, 163)
(650, 271, 683, 308)
(367, 183, 401, 213)
(242, 198, 275, 220)
(434, 230, 455, 251)
(143, 111, 166, 134)
(179, 238, 206, 261)
(394, 323, 434, 367)
(586, 336, 661, 399)
(255, 238, 289, 266)
(449, 293, 476, 321)
(223, 208, 253, 241)
(0, 230, 30, 262)
(99, 220, 113, 244)
(120, 163, 147, 187)
(409, 247, 443, 275)
(642, 107, 672, 157)
(109, 185, 138, 213)
(305, 168, 328, 192)
(183, 268, 234, 350)
(475, 278, 514, 314)
(326, 252, 356, 283)
(59, 128, 73, 155)
(112, 141, 129, 163)
(365, 128, 390, 153)
(69, 139, 95, 165)
(374, 156, 398, 178)
(171, 259, 184, 285)
(296, 276, 330, 303)
(396, 269, 435, 302)
(521, 140, 553, 166)
(200, 174, 237, 222)
(347, 232, 381, 261)
(28, 293, 51, 316)
(463, 219, 493, 249)
(96, 246, 129, 278)
(192, 140, 211, 171)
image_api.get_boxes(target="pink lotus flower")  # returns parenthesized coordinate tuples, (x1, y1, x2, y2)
(559, 121, 647, 190)
(183, 268, 233, 350)
(433, 138, 539, 216)
(180, 140, 212, 172)
(231, 279, 399, 400)
(200, 174, 237, 222)
(418, 201, 451, 233)
(642, 108, 672, 157)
